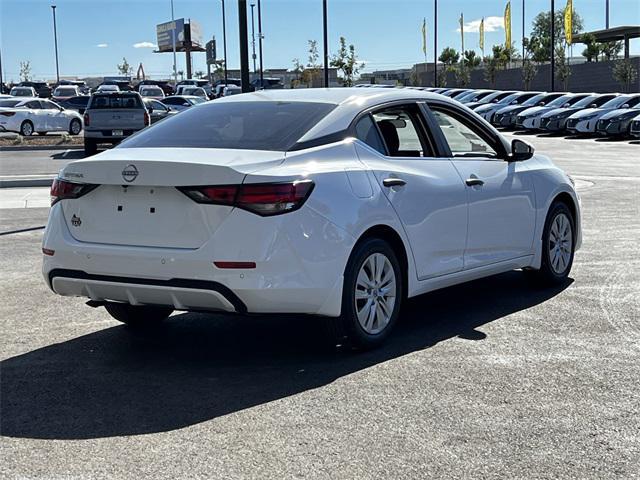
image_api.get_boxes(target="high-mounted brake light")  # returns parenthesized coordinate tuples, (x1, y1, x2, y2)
(50, 178, 98, 205)
(178, 180, 314, 216)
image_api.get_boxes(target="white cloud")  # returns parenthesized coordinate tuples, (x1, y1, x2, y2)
(456, 16, 504, 33)
(133, 42, 157, 49)
(96, 43, 108, 48)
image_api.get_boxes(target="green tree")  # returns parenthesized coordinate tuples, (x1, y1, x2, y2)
(463, 50, 481, 68)
(612, 59, 638, 93)
(438, 47, 460, 66)
(19, 61, 32, 82)
(437, 67, 448, 87)
(483, 55, 499, 87)
(194, 70, 205, 79)
(117, 57, 133, 76)
(214, 60, 225, 79)
(455, 63, 471, 87)
(581, 33, 601, 62)
(177, 70, 184, 81)
(521, 38, 539, 90)
(601, 41, 623, 61)
(301, 40, 322, 86)
(529, 9, 584, 62)
(330, 36, 364, 86)
(555, 46, 571, 90)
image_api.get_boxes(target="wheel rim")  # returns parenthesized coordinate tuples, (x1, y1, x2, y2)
(355, 252, 396, 335)
(22, 122, 32, 136)
(71, 120, 81, 134)
(549, 212, 573, 274)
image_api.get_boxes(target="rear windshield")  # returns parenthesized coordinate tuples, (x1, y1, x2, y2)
(119, 101, 336, 151)
(89, 94, 143, 109)
(54, 87, 76, 95)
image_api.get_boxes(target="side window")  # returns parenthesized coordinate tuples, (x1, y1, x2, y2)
(430, 108, 498, 159)
(371, 105, 432, 157)
(354, 115, 386, 154)
(26, 101, 41, 109)
(151, 100, 167, 111)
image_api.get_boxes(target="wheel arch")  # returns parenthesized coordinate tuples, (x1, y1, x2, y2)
(350, 224, 410, 299)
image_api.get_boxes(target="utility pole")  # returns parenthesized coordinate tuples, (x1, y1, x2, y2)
(170, 0, 177, 85)
(258, 0, 264, 85)
(238, 0, 251, 92)
(51, 5, 60, 85)
(550, 0, 555, 91)
(434, 0, 438, 87)
(522, 0, 525, 60)
(606, 0, 610, 28)
(0, 45, 4, 93)
(250, 3, 257, 75)
(222, 0, 228, 85)
(323, 0, 329, 87)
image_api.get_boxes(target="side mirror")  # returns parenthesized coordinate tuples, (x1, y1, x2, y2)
(539, 101, 546, 106)
(590, 103, 598, 108)
(509, 139, 535, 162)
(621, 104, 630, 109)
(511, 100, 518, 105)
(147, 105, 154, 113)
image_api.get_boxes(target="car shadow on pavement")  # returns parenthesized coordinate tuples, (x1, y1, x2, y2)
(0, 271, 572, 440)
(50, 150, 87, 160)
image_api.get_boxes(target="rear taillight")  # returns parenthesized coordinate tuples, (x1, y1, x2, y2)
(0, 112, 16, 117)
(178, 180, 314, 216)
(144, 111, 150, 126)
(83, 113, 89, 126)
(50, 178, 98, 205)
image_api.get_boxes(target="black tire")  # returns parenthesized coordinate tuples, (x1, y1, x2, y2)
(84, 138, 97, 156)
(104, 302, 173, 328)
(20, 120, 34, 136)
(332, 238, 403, 350)
(69, 118, 82, 135)
(527, 201, 575, 286)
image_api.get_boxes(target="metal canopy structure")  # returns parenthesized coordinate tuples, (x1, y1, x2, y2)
(574, 26, 640, 59)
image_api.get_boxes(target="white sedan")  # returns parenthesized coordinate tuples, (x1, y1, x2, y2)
(0, 97, 83, 136)
(42, 88, 581, 349)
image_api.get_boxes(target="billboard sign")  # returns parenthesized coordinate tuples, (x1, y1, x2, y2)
(156, 18, 185, 52)
(206, 38, 216, 65)
(187, 20, 203, 49)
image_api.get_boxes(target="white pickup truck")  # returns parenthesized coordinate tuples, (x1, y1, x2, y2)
(83, 92, 149, 155)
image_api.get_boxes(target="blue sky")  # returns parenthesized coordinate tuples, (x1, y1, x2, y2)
(1, 0, 638, 81)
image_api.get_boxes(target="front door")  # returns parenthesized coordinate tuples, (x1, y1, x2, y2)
(428, 105, 536, 269)
(353, 103, 468, 280)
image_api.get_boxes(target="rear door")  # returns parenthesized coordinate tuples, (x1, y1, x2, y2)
(426, 102, 536, 269)
(40, 100, 66, 131)
(24, 100, 46, 130)
(354, 102, 468, 280)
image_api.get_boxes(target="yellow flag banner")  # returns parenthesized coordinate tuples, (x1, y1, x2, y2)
(422, 17, 427, 57)
(504, 1, 512, 47)
(565, 0, 573, 45)
(479, 17, 485, 52)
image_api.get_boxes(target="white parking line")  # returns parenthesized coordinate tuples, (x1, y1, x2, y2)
(0, 187, 50, 209)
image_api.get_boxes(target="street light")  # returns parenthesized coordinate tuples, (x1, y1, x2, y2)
(258, 0, 264, 85)
(170, 0, 177, 85)
(221, 0, 228, 85)
(323, 0, 328, 87)
(250, 3, 257, 74)
(434, 0, 438, 87)
(51, 5, 60, 85)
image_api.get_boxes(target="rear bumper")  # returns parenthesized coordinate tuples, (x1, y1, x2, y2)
(42, 203, 354, 317)
(85, 129, 143, 140)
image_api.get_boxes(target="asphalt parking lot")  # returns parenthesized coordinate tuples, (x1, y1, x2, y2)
(1, 134, 638, 479)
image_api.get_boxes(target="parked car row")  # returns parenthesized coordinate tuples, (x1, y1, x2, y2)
(395, 86, 640, 139)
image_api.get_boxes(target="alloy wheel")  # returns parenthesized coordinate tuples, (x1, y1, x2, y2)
(355, 253, 397, 335)
(549, 212, 573, 275)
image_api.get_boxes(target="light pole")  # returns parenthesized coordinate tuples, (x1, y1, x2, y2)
(323, 0, 329, 87)
(0, 45, 4, 93)
(51, 5, 60, 85)
(258, 0, 264, 85)
(550, 0, 555, 91)
(221, 0, 228, 85)
(238, 0, 250, 92)
(434, 0, 438, 87)
(522, 0, 525, 60)
(170, 0, 177, 85)
(606, 0, 610, 28)
(250, 3, 257, 74)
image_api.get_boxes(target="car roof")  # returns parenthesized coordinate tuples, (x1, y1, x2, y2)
(214, 87, 460, 142)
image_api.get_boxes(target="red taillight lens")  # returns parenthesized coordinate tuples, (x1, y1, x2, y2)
(178, 180, 314, 216)
(83, 113, 89, 126)
(50, 178, 98, 205)
(0, 112, 16, 117)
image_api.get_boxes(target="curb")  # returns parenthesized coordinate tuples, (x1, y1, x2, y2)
(0, 176, 55, 188)
(0, 145, 83, 152)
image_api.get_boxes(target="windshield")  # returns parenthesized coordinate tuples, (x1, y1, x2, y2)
(0, 99, 23, 107)
(522, 94, 548, 106)
(497, 93, 521, 104)
(546, 95, 574, 107)
(601, 95, 634, 109)
(89, 94, 143, 109)
(572, 95, 598, 108)
(141, 88, 163, 95)
(54, 87, 76, 96)
(188, 97, 206, 104)
(120, 101, 337, 151)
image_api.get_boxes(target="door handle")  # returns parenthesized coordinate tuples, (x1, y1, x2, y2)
(465, 178, 484, 187)
(383, 178, 407, 188)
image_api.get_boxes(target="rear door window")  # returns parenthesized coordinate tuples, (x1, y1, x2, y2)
(354, 115, 386, 154)
(370, 104, 433, 157)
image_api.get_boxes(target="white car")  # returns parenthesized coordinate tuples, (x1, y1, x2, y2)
(566, 94, 640, 134)
(42, 88, 582, 349)
(160, 95, 206, 112)
(517, 93, 591, 130)
(10, 86, 37, 97)
(139, 86, 165, 100)
(52, 85, 81, 103)
(177, 86, 208, 99)
(0, 97, 83, 136)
